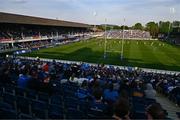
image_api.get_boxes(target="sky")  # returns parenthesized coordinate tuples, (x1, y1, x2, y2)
(0, 0, 179, 26)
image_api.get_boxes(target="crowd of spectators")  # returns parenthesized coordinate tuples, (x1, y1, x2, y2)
(0, 30, 91, 52)
(105, 30, 151, 39)
(0, 57, 179, 119)
(168, 35, 180, 45)
(0, 24, 91, 53)
(0, 27, 90, 42)
(0, 40, 53, 52)
(0, 44, 13, 51)
(15, 40, 52, 49)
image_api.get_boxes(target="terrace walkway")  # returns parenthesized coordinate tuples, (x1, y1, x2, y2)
(155, 93, 180, 120)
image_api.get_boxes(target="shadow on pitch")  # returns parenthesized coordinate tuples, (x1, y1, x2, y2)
(23, 47, 180, 71)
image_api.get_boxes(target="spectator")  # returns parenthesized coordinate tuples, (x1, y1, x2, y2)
(90, 88, 107, 112)
(42, 62, 49, 73)
(132, 80, 144, 97)
(76, 80, 90, 99)
(103, 83, 119, 103)
(144, 83, 156, 99)
(28, 70, 40, 91)
(169, 85, 180, 106)
(146, 103, 165, 120)
(17, 69, 30, 88)
(112, 98, 130, 120)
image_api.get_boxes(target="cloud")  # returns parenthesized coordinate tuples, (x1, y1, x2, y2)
(0, 0, 179, 26)
(8, 0, 27, 4)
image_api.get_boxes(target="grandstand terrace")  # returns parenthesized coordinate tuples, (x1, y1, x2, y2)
(105, 30, 152, 40)
(0, 56, 179, 119)
(169, 21, 180, 45)
(0, 12, 91, 51)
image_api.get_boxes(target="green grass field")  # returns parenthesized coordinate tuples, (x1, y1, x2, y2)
(22, 38, 180, 71)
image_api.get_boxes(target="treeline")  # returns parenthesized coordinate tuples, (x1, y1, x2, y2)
(97, 21, 180, 38)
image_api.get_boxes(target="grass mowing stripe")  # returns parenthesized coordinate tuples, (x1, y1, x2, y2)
(21, 38, 180, 71)
(123, 40, 131, 65)
(137, 41, 165, 69)
(145, 43, 176, 70)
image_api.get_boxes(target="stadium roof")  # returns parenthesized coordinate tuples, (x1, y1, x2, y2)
(0, 12, 91, 28)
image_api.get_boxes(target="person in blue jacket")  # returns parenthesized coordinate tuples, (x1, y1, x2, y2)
(17, 69, 30, 89)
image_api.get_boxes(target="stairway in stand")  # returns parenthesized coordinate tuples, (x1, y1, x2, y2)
(155, 93, 180, 120)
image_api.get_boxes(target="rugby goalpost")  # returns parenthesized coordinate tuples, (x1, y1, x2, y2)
(103, 18, 125, 61)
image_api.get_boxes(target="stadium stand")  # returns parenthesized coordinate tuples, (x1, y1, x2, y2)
(0, 12, 92, 52)
(0, 57, 179, 119)
(163, 21, 180, 45)
(104, 30, 152, 39)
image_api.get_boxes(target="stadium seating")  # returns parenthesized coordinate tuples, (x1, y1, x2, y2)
(0, 57, 179, 119)
(104, 30, 151, 39)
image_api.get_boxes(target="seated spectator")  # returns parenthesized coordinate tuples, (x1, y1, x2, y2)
(112, 98, 130, 120)
(132, 80, 144, 97)
(103, 83, 119, 103)
(76, 80, 90, 99)
(28, 70, 40, 91)
(17, 69, 30, 88)
(89, 88, 107, 112)
(42, 62, 49, 73)
(169, 85, 180, 106)
(144, 83, 156, 99)
(146, 103, 165, 120)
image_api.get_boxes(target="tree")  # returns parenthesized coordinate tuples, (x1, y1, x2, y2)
(120, 25, 129, 30)
(113, 25, 121, 30)
(146, 22, 159, 38)
(133, 23, 143, 30)
(159, 21, 172, 35)
(97, 25, 105, 31)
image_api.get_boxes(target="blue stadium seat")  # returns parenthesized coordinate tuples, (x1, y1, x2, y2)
(38, 92, 49, 103)
(0, 108, 17, 119)
(78, 100, 89, 112)
(4, 85, 15, 95)
(0, 86, 4, 97)
(31, 100, 48, 119)
(87, 109, 108, 119)
(0, 101, 13, 110)
(15, 87, 26, 97)
(66, 108, 85, 119)
(133, 103, 145, 113)
(26, 89, 38, 100)
(62, 82, 78, 92)
(3, 93, 17, 110)
(132, 102, 146, 119)
(52, 81, 63, 94)
(18, 113, 34, 119)
(50, 95, 63, 106)
(48, 104, 64, 119)
(17, 96, 31, 114)
(64, 90, 76, 97)
(64, 97, 79, 109)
